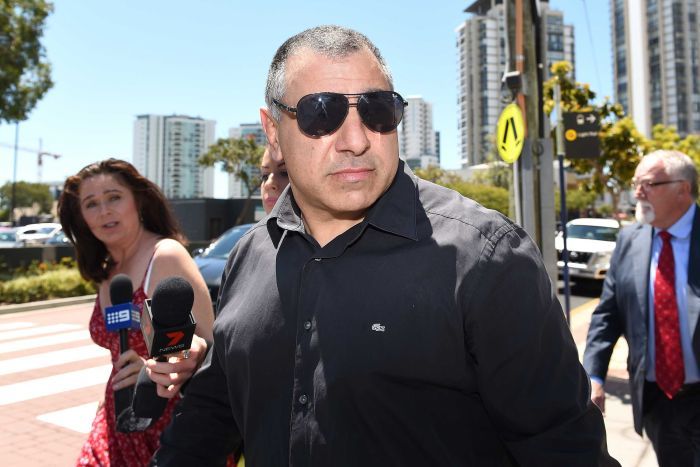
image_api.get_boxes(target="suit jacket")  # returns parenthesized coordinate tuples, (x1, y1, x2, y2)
(583, 205, 700, 434)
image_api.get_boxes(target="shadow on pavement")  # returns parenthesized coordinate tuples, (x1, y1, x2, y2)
(606, 376, 632, 405)
(559, 279, 604, 298)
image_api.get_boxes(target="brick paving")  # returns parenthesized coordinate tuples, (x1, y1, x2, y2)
(0, 303, 105, 467)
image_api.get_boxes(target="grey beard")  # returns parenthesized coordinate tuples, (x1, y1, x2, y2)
(635, 201, 655, 225)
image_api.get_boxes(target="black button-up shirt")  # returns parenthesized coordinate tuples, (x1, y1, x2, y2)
(154, 162, 617, 466)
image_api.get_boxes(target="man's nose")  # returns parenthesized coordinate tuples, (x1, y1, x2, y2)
(633, 184, 646, 200)
(334, 108, 370, 156)
(265, 175, 279, 191)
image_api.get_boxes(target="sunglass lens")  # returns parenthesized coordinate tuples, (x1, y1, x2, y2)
(358, 92, 404, 133)
(296, 93, 349, 137)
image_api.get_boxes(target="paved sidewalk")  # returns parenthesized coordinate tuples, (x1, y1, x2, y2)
(570, 299, 658, 467)
(0, 302, 105, 467)
(1, 295, 660, 465)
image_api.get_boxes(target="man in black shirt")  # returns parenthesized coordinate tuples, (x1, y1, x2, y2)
(152, 25, 618, 466)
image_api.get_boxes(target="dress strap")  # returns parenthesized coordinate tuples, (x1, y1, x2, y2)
(142, 243, 160, 293)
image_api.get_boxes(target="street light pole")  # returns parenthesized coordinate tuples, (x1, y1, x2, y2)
(11, 122, 19, 226)
(554, 81, 571, 323)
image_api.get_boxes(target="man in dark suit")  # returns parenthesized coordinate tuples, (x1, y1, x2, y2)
(584, 150, 700, 466)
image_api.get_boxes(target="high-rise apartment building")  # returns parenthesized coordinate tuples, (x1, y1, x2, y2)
(229, 122, 268, 146)
(227, 123, 267, 198)
(133, 115, 215, 199)
(612, 0, 700, 136)
(457, 0, 574, 168)
(399, 96, 440, 170)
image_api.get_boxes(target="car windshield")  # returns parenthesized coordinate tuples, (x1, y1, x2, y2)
(38, 227, 56, 234)
(49, 231, 66, 243)
(0, 231, 16, 242)
(202, 225, 251, 259)
(566, 224, 619, 242)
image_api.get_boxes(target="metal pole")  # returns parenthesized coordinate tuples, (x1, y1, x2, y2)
(11, 123, 19, 226)
(554, 82, 571, 323)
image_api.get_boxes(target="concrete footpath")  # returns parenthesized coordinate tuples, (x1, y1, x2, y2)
(570, 299, 658, 467)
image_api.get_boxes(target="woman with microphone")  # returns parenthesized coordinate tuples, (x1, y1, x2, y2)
(59, 158, 213, 466)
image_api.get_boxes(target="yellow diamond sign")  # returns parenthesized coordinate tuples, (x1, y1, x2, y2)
(496, 103, 525, 163)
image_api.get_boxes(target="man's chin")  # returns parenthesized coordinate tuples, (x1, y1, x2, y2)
(635, 203, 655, 225)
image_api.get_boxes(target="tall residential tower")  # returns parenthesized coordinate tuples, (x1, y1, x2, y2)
(399, 96, 440, 170)
(612, 0, 700, 136)
(133, 114, 216, 199)
(457, 0, 574, 168)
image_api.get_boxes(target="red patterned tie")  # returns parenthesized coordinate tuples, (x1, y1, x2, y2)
(654, 231, 685, 398)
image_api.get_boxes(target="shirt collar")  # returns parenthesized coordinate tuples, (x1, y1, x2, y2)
(655, 203, 696, 240)
(266, 160, 419, 244)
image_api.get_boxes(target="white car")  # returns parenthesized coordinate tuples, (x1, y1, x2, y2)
(0, 228, 22, 248)
(16, 222, 62, 245)
(555, 218, 622, 280)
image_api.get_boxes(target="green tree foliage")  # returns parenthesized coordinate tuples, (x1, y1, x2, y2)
(471, 156, 512, 191)
(647, 124, 700, 167)
(0, 181, 52, 218)
(544, 61, 647, 218)
(198, 137, 265, 225)
(413, 165, 461, 186)
(554, 187, 598, 216)
(0, 0, 54, 123)
(414, 166, 509, 216)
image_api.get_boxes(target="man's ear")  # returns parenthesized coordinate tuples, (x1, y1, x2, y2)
(260, 107, 282, 162)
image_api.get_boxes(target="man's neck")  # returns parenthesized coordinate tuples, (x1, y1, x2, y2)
(301, 209, 366, 247)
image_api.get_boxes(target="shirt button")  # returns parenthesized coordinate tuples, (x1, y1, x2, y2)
(303, 320, 312, 331)
(298, 394, 308, 405)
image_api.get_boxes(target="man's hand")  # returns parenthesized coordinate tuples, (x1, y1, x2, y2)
(590, 379, 606, 415)
(144, 335, 209, 398)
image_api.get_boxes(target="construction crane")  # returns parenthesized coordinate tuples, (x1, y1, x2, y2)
(0, 140, 62, 182)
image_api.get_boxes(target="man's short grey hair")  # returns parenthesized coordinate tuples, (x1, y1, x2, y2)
(264, 25, 394, 121)
(643, 149, 699, 198)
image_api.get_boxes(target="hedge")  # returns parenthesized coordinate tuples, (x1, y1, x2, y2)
(0, 268, 96, 304)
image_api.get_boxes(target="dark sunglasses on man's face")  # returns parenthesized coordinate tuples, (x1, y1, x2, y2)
(272, 91, 408, 137)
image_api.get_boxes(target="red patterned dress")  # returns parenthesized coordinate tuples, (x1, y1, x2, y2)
(77, 283, 180, 466)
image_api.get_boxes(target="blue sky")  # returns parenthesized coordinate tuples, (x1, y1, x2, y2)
(1, 0, 612, 196)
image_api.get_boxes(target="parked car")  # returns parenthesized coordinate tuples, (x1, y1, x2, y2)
(46, 227, 71, 245)
(16, 222, 62, 245)
(194, 223, 255, 303)
(555, 218, 622, 281)
(0, 228, 22, 248)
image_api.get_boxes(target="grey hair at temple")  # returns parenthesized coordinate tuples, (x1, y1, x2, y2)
(264, 25, 394, 121)
(643, 149, 699, 198)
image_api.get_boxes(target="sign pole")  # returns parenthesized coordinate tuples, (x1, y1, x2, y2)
(11, 123, 19, 226)
(554, 82, 571, 324)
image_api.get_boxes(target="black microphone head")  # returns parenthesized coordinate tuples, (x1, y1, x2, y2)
(110, 273, 133, 305)
(151, 276, 194, 327)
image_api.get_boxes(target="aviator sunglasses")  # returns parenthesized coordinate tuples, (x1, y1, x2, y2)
(272, 91, 408, 137)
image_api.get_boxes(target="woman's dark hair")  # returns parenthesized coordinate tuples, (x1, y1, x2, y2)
(58, 158, 187, 283)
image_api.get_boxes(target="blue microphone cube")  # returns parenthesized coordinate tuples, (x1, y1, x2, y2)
(105, 303, 141, 331)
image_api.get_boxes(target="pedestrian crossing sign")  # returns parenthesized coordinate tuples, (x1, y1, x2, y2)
(496, 103, 525, 163)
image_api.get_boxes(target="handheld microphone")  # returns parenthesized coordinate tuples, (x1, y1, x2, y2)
(132, 276, 197, 419)
(107, 274, 150, 432)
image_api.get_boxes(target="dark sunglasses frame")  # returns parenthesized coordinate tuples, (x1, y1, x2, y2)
(272, 91, 408, 137)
